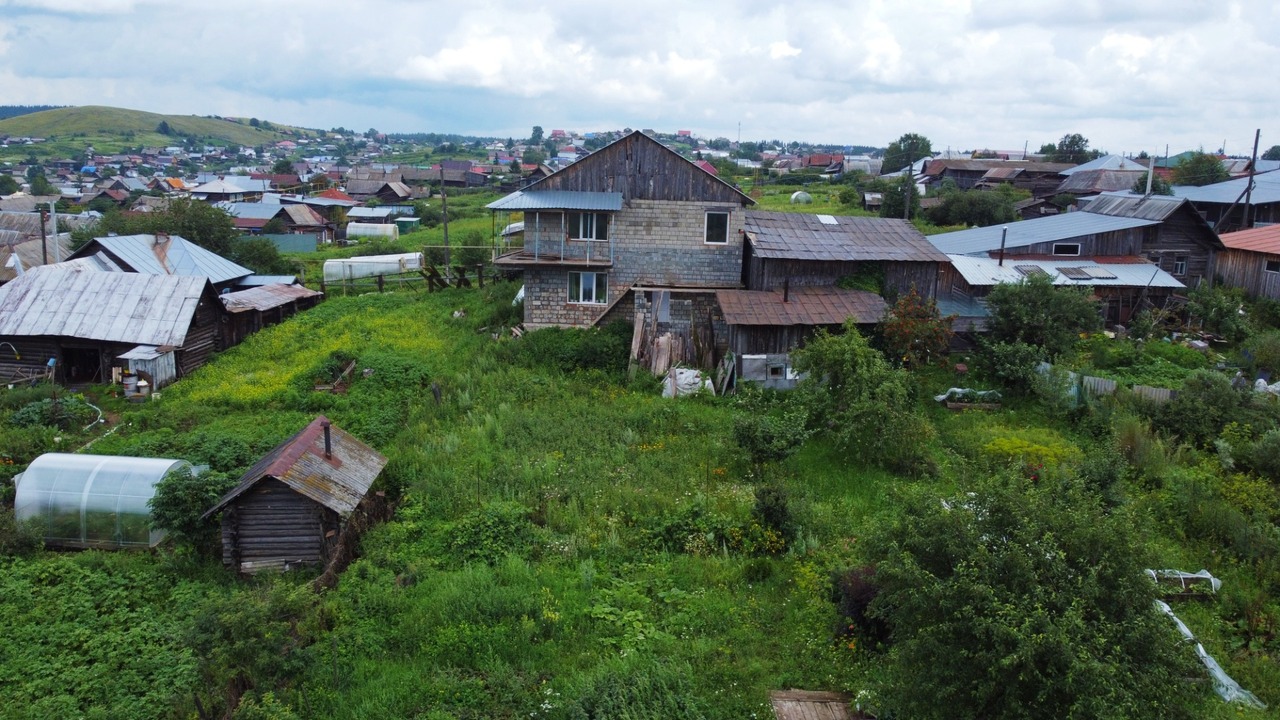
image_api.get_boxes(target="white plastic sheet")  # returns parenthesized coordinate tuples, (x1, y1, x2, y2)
(661, 367, 712, 398)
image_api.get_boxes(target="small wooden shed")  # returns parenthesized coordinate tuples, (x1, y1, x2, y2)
(203, 416, 387, 574)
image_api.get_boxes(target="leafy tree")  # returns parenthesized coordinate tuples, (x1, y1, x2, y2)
(792, 321, 934, 472)
(509, 158, 521, 174)
(861, 474, 1201, 719)
(249, 117, 260, 128)
(733, 408, 811, 474)
(1263, 145, 1280, 162)
(148, 466, 235, 551)
(156, 120, 172, 136)
(29, 173, 55, 196)
(522, 147, 546, 166)
(1048, 133, 1097, 164)
(879, 175, 920, 220)
(0, 174, 19, 194)
(1187, 282, 1249, 341)
(985, 273, 1101, 358)
(882, 132, 932, 174)
(926, 188, 1018, 227)
(260, 217, 287, 235)
(70, 197, 239, 256)
(228, 237, 293, 274)
(1036, 142, 1057, 156)
(1171, 151, 1228, 186)
(530, 125, 544, 145)
(880, 287, 955, 367)
(270, 158, 294, 175)
(1131, 172, 1173, 195)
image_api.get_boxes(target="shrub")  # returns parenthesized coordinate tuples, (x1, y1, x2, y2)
(832, 565, 889, 647)
(733, 409, 811, 471)
(562, 657, 708, 720)
(985, 273, 1101, 357)
(448, 502, 542, 565)
(507, 321, 631, 376)
(1188, 283, 1250, 342)
(1153, 370, 1242, 447)
(149, 466, 237, 551)
(9, 395, 97, 430)
(979, 340, 1044, 396)
(1244, 330, 1280, 374)
(752, 483, 796, 546)
(0, 509, 42, 556)
(880, 287, 955, 368)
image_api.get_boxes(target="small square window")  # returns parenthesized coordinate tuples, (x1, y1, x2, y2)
(1174, 256, 1187, 276)
(568, 271, 608, 304)
(768, 365, 784, 378)
(1266, 260, 1280, 274)
(705, 212, 729, 244)
(1052, 243, 1081, 256)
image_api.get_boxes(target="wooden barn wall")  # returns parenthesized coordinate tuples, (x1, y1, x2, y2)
(178, 294, 223, 377)
(1002, 227, 1148, 258)
(1141, 209, 1218, 287)
(730, 324, 832, 356)
(534, 135, 749, 204)
(219, 478, 340, 570)
(884, 262, 941, 299)
(1216, 249, 1280, 300)
(743, 257, 939, 299)
(0, 336, 59, 383)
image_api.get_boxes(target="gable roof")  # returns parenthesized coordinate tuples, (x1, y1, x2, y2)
(1082, 193, 1189, 221)
(1173, 170, 1280, 205)
(220, 283, 322, 313)
(203, 416, 387, 519)
(1059, 154, 1151, 176)
(1219, 224, 1280, 254)
(928, 212, 1160, 256)
(0, 266, 213, 345)
(745, 211, 948, 263)
(70, 234, 252, 285)
(1055, 169, 1147, 195)
(524, 130, 754, 205)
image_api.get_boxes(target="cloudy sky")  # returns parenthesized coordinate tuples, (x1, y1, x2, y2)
(2, 0, 1277, 155)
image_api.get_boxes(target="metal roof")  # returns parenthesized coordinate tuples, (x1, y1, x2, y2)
(946, 254, 1185, 289)
(237, 274, 299, 287)
(716, 286, 887, 326)
(1173, 170, 1280, 205)
(1219, 224, 1280, 254)
(745, 210, 949, 262)
(487, 190, 624, 211)
(1082, 194, 1187, 221)
(1059, 154, 1151, 176)
(0, 266, 210, 345)
(928, 212, 1160, 256)
(76, 234, 252, 285)
(219, 202, 282, 220)
(204, 416, 387, 519)
(220, 283, 322, 313)
(1055, 169, 1147, 195)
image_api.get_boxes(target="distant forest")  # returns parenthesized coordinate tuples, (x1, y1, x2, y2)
(0, 105, 67, 121)
(386, 132, 497, 145)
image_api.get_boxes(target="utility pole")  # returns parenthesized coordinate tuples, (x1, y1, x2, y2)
(39, 207, 48, 265)
(439, 166, 450, 274)
(1244, 128, 1261, 229)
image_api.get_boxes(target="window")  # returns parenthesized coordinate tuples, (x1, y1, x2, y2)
(1052, 243, 1081, 256)
(1267, 260, 1280, 274)
(567, 212, 609, 240)
(1174, 256, 1187, 276)
(705, 211, 729, 244)
(569, 271, 608, 304)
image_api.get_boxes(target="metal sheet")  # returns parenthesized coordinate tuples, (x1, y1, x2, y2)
(717, 286, 886, 326)
(745, 210, 950, 262)
(487, 190, 624, 211)
(929, 213, 1160, 256)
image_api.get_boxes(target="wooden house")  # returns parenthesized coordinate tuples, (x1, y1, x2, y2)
(1083, 194, 1223, 286)
(67, 233, 254, 291)
(219, 283, 324, 347)
(490, 130, 755, 330)
(0, 265, 224, 385)
(1216, 224, 1280, 300)
(202, 416, 387, 574)
(1175, 171, 1280, 233)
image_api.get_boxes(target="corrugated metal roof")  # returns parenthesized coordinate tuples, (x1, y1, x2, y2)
(204, 416, 387, 519)
(716, 286, 886, 326)
(928, 213, 1160, 256)
(237, 274, 299, 287)
(946, 254, 1184, 288)
(78, 234, 252, 285)
(220, 283, 322, 313)
(219, 202, 283, 220)
(0, 266, 210, 345)
(1219, 224, 1280, 254)
(486, 190, 624, 211)
(1173, 170, 1280, 205)
(1082, 194, 1187, 221)
(1059, 154, 1150, 176)
(745, 210, 949, 262)
(1055, 169, 1147, 195)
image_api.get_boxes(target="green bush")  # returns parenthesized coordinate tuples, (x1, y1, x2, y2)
(979, 340, 1044, 396)
(507, 321, 631, 376)
(149, 466, 237, 551)
(1153, 370, 1242, 447)
(9, 395, 97, 430)
(448, 502, 543, 565)
(562, 657, 709, 720)
(1244, 330, 1280, 374)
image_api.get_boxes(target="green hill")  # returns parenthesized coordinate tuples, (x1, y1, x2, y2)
(0, 105, 316, 158)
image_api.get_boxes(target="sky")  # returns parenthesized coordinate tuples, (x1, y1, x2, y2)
(2, 0, 1278, 156)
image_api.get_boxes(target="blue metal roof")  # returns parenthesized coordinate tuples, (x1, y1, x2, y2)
(487, 190, 623, 211)
(928, 212, 1160, 256)
(87, 234, 252, 284)
(1173, 170, 1280, 205)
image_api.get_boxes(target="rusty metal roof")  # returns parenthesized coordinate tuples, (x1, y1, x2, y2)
(717, 286, 886, 326)
(745, 210, 949, 263)
(0, 266, 211, 345)
(220, 283, 322, 313)
(204, 416, 387, 519)
(1219, 224, 1280, 254)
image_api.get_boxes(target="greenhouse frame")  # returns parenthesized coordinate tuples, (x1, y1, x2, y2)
(13, 453, 190, 549)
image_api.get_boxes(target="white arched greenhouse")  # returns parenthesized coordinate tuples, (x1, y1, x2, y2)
(14, 453, 191, 549)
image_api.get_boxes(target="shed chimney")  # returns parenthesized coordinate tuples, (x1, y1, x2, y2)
(322, 420, 332, 459)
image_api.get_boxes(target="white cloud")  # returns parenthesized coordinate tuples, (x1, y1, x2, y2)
(768, 42, 801, 59)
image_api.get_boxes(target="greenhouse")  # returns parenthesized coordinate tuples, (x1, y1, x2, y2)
(13, 453, 190, 549)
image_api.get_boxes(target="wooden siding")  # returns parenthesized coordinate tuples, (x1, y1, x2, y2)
(219, 478, 340, 572)
(1141, 207, 1218, 287)
(998, 226, 1151, 258)
(742, 253, 941, 300)
(1216, 249, 1280, 299)
(531, 132, 752, 205)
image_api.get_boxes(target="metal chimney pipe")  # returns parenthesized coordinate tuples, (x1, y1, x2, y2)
(997, 226, 1008, 267)
(322, 420, 332, 459)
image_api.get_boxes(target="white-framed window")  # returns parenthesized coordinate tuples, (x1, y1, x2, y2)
(1174, 255, 1187, 276)
(567, 212, 609, 240)
(568, 271, 608, 304)
(1267, 260, 1280, 274)
(705, 211, 729, 244)
(1052, 242, 1081, 256)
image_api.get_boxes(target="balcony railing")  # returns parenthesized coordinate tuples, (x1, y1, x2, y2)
(496, 228, 614, 266)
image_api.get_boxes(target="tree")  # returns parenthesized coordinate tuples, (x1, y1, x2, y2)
(261, 217, 287, 235)
(29, 173, 55, 197)
(984, 273, 1101, 358)
(0, 175, 18, 195)
(71, 197, 239, 256)
(880, 287, 956, 368)
(522, 147, 546, 166)
(879, 175, 920, 220)
(509, 158, 522, 174)
(148, 466, 235, 551)
(1171, 151, 1228, 186)
(156, 120, 172, 136)
(882, 133, 933, 174)
(1036, 142, 1057, 156)
(926, 188, 1018, 227)
(1263, 145, 1280, 162)
(860, 474, 1201, 719)
(1131, 172, 1173, 195)
(270, 158, 294, 175)
(1048, 133, 1094, 164)
(530, 126, 544, 145)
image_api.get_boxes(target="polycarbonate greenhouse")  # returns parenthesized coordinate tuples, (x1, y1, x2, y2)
(14, 453, 191, 548)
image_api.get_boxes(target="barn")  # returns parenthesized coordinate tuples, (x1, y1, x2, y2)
(202, 416, 387, 574)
